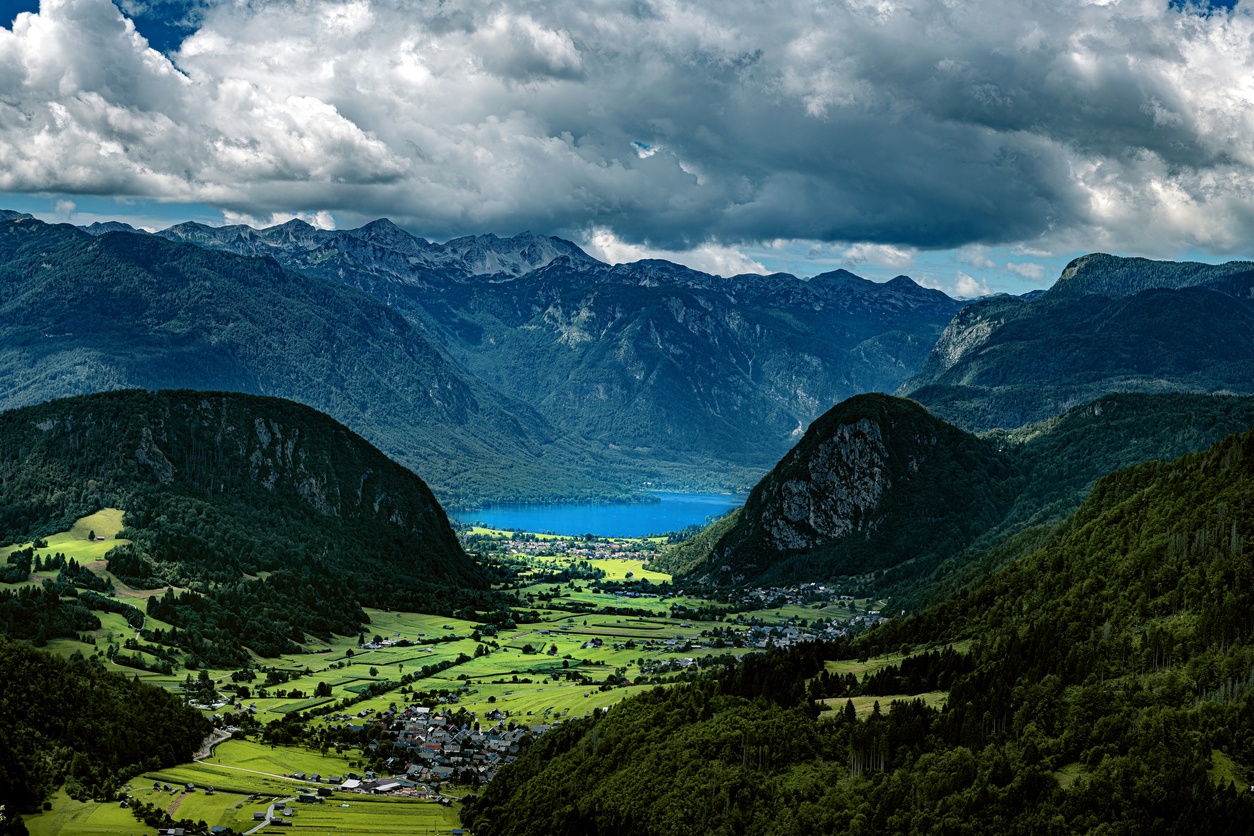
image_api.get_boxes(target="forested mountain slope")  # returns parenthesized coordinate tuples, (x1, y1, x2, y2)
(0, 389, 497, 666)
(0, 636, 210, 831)
(900, 254, 1254, 431)
(671, 392, 1254, 599)
(0, 216, 627, 507)
(463, 422, 1254, 834)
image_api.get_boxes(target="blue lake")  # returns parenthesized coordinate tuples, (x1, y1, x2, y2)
(451, 492, 746, 537)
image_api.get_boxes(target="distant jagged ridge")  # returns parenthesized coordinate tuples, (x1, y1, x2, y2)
(155, 216, 966, 474)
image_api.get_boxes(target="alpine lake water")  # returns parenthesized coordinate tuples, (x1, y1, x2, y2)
(450, 491, 746, 537)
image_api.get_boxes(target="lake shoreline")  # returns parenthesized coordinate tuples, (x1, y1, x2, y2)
(450, 491, 747, 538)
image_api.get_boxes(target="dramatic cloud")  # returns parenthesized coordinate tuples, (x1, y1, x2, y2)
(5, 0, 1254, 264)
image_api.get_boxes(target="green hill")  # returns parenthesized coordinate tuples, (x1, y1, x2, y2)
(0, 389, 496, 667)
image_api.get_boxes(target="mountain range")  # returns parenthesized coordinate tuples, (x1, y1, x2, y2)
(152, 217, 966, 476)
(901, 252, 1254, 431)
(0, 212, 970, 506)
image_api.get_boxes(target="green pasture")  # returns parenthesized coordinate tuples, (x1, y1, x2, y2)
(4, 508, 130, 567)
(448, 679, 657, 720)
(818, 691, 948, 719)
(254, 794, 459, 835)
(203, 738, 358, 777)
(24, 788, 154, 836)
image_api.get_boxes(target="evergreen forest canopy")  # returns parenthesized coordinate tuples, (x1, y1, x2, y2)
(462, 420, 1254, 835)
(0, 389, 502, 667)
(0, 635, 209, 831)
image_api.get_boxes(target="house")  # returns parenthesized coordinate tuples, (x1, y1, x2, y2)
(253, 813, 266, 821)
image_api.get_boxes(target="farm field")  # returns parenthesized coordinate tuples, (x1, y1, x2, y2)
(24, 789, 155, 836)
(252, 795, 459, 835)
(15, 516, 884, 836)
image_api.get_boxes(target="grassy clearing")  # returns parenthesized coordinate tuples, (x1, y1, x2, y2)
(823, 653, 907, 679)
(4, 508, 130, 567)
(1211, 749, 1247, 789)
(1054, 762, 1085, 790)
(818, 691, 948, 719)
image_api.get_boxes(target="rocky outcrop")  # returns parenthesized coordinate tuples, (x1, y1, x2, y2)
(691, 393, 1023, 586)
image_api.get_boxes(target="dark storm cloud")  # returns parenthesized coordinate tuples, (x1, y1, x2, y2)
(4, 0, 1254, 257)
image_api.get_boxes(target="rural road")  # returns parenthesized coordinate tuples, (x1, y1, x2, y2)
(243, 796, 293, 836)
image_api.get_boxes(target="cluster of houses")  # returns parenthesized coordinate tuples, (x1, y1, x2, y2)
(393, 704, 548, 785)
(316, 702, 556, 789)
(497, 536, 659, 563)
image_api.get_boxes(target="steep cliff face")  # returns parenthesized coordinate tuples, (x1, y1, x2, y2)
(691, 394, 1023, 586)
(758, 417, 890, 550)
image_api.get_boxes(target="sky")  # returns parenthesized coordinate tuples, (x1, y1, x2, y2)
(2, 0, 1254, 296)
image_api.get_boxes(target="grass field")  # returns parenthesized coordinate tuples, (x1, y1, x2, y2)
(24, 788, 154, 836)
(255, 795, 459, 835)
(818, 691, 948, 718)
(4, 508, 130, 567)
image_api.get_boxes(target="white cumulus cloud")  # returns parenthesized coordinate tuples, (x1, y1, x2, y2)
(4, 0, 1254, 264)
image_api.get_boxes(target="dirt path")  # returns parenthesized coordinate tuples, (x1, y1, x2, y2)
(193, 728, 233, 761)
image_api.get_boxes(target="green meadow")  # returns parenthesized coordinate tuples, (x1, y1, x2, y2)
(13, 514, 855, 835)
